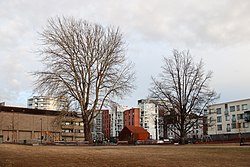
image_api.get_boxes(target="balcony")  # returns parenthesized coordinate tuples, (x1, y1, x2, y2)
(74, 133, 84, 138)
(61, 132, 84, 137)
(226, 128, 231, 132)
(61, 132, 74, 137)
(61, 125, 84, 130)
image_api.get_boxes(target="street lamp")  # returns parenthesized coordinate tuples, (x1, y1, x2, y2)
(40, 118, 42, 144)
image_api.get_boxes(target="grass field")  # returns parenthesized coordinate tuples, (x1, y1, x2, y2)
(0, 144, 250, 167)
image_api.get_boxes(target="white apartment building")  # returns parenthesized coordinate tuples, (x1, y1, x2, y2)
(110, 105, 129, 139)
(92, 112, 102, 133)
(138, 99, 160, 140)
(92, 112, 103, 141)
(27, 96, 66, 111)
(207, 98, 250, 141)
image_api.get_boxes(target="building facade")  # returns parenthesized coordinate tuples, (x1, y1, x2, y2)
(102, 110, 110, 140)
(27, 96, 66, 111)
(110, 105, 129, 139)
(0, 106, 84, 143)
(138, 99, 160, 140)
(207, 98, 250, 141)
(91, 110, 111, 141)
(60, 113, 84, 142)
(124, 108, 140, 127)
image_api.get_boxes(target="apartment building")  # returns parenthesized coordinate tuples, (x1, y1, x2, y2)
(124, 108, 140, 127)
(102, 110, 110, 140)
(138, 99, 160, 140)
(0, 106, 84, 143)
(110, 105, 129, 139)
(91, 110, 110, 141)
(60, 113, 84, 141)
(207, 98, 250, 141)
(27, 96, 66, 111)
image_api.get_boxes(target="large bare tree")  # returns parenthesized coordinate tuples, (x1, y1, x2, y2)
(150, 50, 217, 144)
(33, 17, 135, 142)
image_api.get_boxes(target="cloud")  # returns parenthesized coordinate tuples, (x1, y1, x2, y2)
(1, 0, 250, 106)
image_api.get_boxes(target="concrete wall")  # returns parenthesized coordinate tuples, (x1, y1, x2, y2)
(0, 111, 61, 143)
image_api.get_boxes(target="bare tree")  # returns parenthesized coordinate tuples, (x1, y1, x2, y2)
(150, 50, 218, 144)
(33, 16, 135, 142)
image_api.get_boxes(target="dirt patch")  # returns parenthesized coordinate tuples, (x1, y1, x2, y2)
(0, 144, 250, 167)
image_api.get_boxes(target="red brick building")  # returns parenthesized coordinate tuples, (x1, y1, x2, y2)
(102, 110, 110, 140)
(124, 108, 140, 127)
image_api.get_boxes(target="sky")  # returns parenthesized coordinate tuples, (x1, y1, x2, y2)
(1, 0, 250, 108)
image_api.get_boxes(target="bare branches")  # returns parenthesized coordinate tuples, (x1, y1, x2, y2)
(150, 49, 218, 143)
(33, 16, 135, 141)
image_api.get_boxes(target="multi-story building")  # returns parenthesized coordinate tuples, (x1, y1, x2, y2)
(166, 117, 204, 142)
(110, 105, 129, 139)
(138, 99, 160, 140)
(102, 110, 110, 140)
(207, 98, 250, 141)
(27, 96, 66, 111)
(92, 110, 111, 141)
(0, 105, 84, 143)
(92, 112, 102, 134)
(124, 108, 140, 127)
(60, 112, 84, 141)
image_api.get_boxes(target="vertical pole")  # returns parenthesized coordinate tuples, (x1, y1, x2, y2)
(40, 118, 42, 144)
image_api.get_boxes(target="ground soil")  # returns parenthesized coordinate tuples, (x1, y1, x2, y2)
(0, 144, 250, 167)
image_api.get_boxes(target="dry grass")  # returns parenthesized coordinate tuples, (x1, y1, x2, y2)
(0, 144, 250, 167)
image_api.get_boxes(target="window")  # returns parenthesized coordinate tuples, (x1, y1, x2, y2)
(217, 116, 222, 123)
(217, 124, 222, 131)
(243, 122, 249, 128)
(225, 115, 230, 121)
(237, 123, 241, 128)
(230, 106, 235, 112)
(204, 109, 208, 115)
(216, 108, 222, 114)
(225, 109, 229, 115)
(237, 114, 244, 120)
(227, 124, 231, 132)
(236, 105, 240, 111)
(231, 123, 236, 129)
(242, 104, 248, 111)
(232, 115, 236, 122)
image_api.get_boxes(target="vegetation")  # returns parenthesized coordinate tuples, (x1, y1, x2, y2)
(1, 144, 250, 167)
(150, 50, 218, 144)
(33, 16, 135, 142)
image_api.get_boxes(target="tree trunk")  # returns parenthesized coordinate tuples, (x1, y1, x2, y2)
(83, 116, 92, 143)
(180, 136, 185, 145)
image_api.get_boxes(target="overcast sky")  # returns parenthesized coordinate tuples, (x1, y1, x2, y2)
(1, 0, 250, 107)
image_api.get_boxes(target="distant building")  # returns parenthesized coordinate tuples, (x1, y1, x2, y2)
(207, 98, 250, 141)
(102, 110, 111, 140)
(138, 99, 160, 140)
(60, 112, 84, 141)
(110, 105, 129, 139)
(0, 105, 84, 143)
(27, 96, 66, 111)
(124, 108, 140, 127)
(92, 109, 111, 141)
(166, 116, 204, 142)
